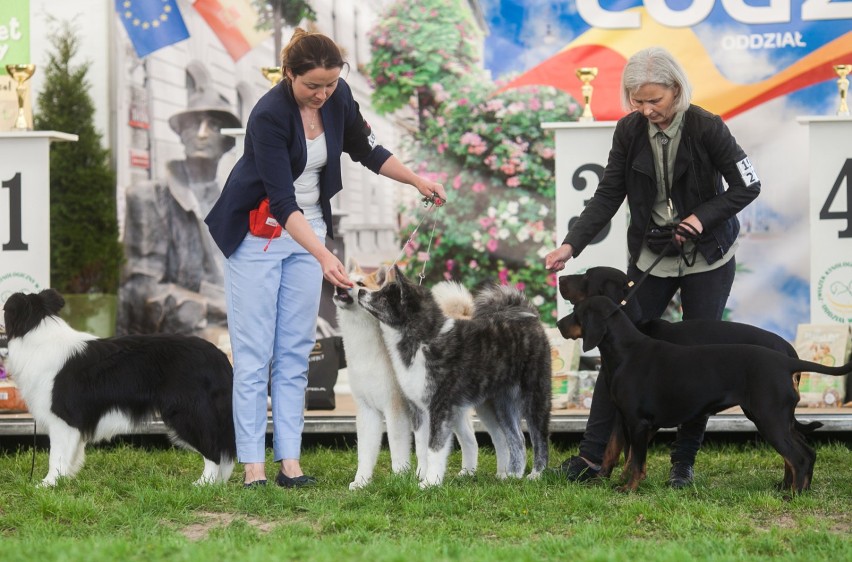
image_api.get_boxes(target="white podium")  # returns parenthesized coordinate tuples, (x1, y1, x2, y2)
(796, 116, 852, 324)
(542, 121, 627, 319)
(0, 131, 78, 303)
(222, 128, 246, 160)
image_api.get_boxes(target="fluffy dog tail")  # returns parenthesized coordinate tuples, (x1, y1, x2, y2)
(472, 285, 538, 321)
(432, 281, 475, 320)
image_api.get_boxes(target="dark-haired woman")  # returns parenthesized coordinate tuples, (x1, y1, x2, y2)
(206, 28, 446, 488)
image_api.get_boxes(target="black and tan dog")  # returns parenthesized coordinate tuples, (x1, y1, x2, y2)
(556, 266, 819, 481)
(561, 296, 852, 493)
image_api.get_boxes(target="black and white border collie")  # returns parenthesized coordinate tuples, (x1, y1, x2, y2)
(3, 289, 236, 486)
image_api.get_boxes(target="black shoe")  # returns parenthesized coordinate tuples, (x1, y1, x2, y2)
(555, 455, 601, 482)
(275, 472, 317, 489)
(243, 479, 267, 489)
(668, 462, 694, 489)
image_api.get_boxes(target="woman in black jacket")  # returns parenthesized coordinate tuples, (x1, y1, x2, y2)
(545, 46, 761, 488)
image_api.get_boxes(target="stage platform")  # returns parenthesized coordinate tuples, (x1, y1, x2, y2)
(1, 393, 850, 436)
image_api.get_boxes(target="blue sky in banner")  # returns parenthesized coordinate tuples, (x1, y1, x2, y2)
(481, 0, 851, 112)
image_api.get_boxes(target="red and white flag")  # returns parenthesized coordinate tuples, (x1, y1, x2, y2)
(193, 0, 271, 61)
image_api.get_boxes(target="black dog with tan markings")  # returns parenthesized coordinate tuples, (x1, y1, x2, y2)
(561, 295, 852, 493)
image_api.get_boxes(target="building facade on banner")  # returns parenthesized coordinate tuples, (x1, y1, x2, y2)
(8, 0, 487, 338)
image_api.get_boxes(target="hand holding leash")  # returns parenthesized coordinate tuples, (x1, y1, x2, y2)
(422, 192, 445, 207)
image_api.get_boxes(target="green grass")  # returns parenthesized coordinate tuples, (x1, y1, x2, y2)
(1, 439, 850, 561)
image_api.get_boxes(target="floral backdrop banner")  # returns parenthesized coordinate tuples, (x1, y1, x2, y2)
(478, 1, 851, 338)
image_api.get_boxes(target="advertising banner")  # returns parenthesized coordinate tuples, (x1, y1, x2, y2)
(490, 1, 852, 337)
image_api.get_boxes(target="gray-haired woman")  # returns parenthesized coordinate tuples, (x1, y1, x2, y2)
(545, 46, 761, 488)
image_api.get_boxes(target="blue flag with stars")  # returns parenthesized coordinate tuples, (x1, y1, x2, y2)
(116, 0, 190, 58)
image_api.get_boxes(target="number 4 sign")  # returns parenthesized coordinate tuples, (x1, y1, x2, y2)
(798, 116, 852, 324)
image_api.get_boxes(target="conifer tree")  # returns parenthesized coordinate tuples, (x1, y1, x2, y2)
(34, 21, 123, 294)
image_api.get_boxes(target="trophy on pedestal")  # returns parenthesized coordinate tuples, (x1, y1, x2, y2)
(5, 63, 36, 130)
(834, 64, 851, 116)
(261, 66, 284, 88)
(576, 67, 598, 122)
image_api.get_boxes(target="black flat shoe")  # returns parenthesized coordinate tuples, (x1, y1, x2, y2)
(275, 472, 317, 489)
(243, 479, 267, 489)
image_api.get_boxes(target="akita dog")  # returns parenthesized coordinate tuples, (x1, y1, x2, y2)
(355, 266, 552, 488)
(333, 260, 477, 489)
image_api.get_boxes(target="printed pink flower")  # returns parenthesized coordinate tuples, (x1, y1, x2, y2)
(471, 182, 486, 193)
(498, 268, 509, 285)
(487, 238, 499, 253)
(506, 176, 520, 187)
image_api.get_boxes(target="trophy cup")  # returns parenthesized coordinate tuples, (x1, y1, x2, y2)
(5, 64, 36, 130)
(261, 66, 283, 88)
(834, 64, 851, 116)
(576, 67, 598, 122)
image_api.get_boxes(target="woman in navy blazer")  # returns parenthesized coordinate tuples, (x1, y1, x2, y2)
(206, 29, 446, 489)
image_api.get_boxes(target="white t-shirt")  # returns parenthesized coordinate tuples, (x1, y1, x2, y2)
(293, 133, 327, 220)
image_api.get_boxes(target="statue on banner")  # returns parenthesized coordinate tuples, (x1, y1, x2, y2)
(117, 87, 241, 340)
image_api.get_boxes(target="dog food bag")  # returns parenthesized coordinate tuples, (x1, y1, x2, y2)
(794, 324, 850, 408)
(0, 364, 28, 413)
(546, 328, 581, 410)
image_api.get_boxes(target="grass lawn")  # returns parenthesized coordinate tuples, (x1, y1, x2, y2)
(0, 436, 850, 561)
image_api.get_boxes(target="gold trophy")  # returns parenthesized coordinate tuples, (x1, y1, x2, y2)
(5, 63, 36, 130)
(576, 67, 598, 122)
(834, 64, 851, 116)
(261, 66, 283, 88)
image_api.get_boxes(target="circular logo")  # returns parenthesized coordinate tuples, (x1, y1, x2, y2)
(816, 261, 852, 323)
(0, 271, 42, 305)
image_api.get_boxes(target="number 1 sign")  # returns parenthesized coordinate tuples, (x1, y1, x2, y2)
(0, 131, 77, 305)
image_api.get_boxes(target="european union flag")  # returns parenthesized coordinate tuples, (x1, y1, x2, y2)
(116, 0, 190, 58)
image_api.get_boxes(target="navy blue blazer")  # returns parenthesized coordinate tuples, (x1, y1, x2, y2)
(205, 78, 392, 258)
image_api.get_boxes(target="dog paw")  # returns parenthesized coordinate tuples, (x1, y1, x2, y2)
(349, 478, 370, 491)
(418, 476, 443, 489)
(526, 470, 542, 480)
(457, 468, 476, 477)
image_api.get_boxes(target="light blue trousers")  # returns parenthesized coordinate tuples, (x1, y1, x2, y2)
(225, 220, 325, 463)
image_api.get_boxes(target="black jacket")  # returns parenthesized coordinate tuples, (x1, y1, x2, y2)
(205, 78, 392, 258)
(562, 104, 760, 265)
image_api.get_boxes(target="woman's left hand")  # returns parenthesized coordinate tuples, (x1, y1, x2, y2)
(415, 179, 447, 206)
(676, 214, 703, 244)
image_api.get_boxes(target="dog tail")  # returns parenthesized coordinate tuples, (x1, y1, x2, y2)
(793, 358, 852, 377)
(472, 285, 538, 321)
(431, 281, 475, 320)
(795, 420, 823, 434)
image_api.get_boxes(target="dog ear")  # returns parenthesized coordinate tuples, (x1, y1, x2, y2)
(374, 265, 387, 286)
(345, 256, 360, 274)
(40, 289, 66, 314)
(579, 307, 606, 351)
(384, 265, 397, 284)
(600, 278, 630, 304)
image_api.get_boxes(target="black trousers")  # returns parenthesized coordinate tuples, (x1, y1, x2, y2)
(577, 257, 736, 466)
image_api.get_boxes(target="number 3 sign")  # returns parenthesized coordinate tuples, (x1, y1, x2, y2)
(542, 121, 627, 320)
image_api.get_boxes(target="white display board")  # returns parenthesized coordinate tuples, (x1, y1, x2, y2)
(542, 121, 627, 320)
(797, 116, 852, 325)
(0, 131, 77, 304)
